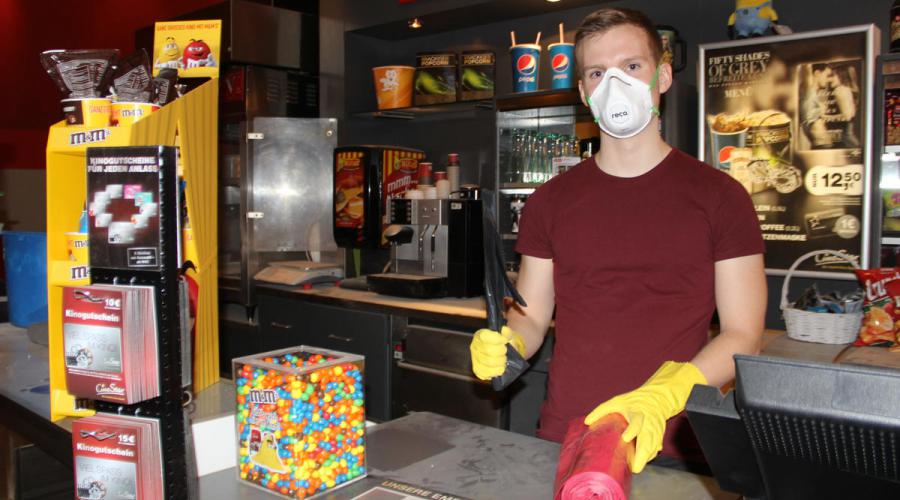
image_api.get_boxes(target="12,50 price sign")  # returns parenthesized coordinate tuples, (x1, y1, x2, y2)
(805, 165, 864, 196)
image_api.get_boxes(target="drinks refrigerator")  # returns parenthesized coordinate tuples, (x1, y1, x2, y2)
(494, 84, 697, 269)
(876, 53, 900, 265)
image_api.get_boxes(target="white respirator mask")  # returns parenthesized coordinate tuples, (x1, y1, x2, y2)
(586, 65, 661, 139)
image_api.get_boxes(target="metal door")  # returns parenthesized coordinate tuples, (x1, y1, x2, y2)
(242, 117, 338, 305)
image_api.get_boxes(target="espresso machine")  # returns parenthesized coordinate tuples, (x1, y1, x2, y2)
(366, 198, 483, 298)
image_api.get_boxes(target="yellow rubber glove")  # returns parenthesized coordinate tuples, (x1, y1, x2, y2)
(469, 326, 527, 381)
(583, 361, 707, 474)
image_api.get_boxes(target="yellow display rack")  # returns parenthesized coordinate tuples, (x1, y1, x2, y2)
(46, 79, 220, 421)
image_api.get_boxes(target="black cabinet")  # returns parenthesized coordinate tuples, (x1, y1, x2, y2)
(257, 293, 392, 422)
(391, 317, 507, 428)
(254, 290, 554, 437)
(218, 317, 262, 377)
(390, 315, 554, 437)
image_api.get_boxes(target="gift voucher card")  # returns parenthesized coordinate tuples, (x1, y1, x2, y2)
(75, 455, 137, 500)
(64, 323, 122, 373)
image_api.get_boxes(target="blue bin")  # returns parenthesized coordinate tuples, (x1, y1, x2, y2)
(3, 232, 47, 327)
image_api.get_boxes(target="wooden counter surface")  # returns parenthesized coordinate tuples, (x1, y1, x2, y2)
(289, 285, 488, 319)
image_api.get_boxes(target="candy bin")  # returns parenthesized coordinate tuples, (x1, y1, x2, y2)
(233, 346, 367, 499)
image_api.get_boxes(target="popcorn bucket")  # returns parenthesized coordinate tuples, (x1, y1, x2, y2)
(62, 98, 111, 127)
(111, 102, 159, 126)
(372, 66, 414, 110)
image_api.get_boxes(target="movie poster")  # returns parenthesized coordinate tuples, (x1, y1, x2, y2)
(700, 26, 878, 277)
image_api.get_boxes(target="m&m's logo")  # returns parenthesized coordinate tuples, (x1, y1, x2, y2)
(517, 54, 537, 75)
(248, 389, 279, 404)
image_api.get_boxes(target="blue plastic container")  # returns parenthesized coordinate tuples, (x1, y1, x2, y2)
(3, 232, 48, 327)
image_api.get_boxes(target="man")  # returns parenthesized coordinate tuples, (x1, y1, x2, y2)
(801, 63, 834, 148)
(826, 64, 860, 148)
(470, 8, 766, 473)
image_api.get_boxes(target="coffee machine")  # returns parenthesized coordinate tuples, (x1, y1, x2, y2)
(366, 198, 483, 298)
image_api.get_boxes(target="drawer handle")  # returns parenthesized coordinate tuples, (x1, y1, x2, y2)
(396, 361, 480, 383)
(270, 322, 293, 330)
(327, 334, 353, 343)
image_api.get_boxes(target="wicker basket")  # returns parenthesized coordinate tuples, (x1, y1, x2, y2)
(781, 250, 863, 344)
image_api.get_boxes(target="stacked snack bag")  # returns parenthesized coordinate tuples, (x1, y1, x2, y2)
(41, 48, 180, 128)
(855, 268, 900, 350)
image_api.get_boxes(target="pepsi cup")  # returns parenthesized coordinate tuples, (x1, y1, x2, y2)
(510, 44, 541, 93)
(548, 43, 575, 89)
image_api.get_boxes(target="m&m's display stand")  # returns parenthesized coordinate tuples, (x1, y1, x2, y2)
(233, 347, 368, 498)
(46, 78, 221, 499)
(46, 78, 220, 419)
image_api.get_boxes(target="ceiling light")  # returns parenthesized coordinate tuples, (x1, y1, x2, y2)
(408, 18, 422, 29)
(546, 0, 561, 3)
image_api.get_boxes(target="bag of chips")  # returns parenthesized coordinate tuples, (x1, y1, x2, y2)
(881, 280, 900, 351)
(854, 268, 900, 347)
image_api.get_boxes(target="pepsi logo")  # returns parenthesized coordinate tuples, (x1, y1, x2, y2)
(517, 54, 537, 75)
(552, 54, 570, 73)
(718, 145, 735, 165)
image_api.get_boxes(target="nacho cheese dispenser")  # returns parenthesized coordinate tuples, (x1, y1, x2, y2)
(333, 146, 425, 248)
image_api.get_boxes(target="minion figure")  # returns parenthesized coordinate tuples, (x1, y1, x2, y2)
(155, 37, 182, 70)
(728, 0, 778, 39)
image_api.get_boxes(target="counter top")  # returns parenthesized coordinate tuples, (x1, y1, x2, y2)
(0, 323, 53, 420)
(4, 321, 900, 499)
(199, 411, 734, 500)
(0, 324, 730, 499)
(0, 323, 73, 465)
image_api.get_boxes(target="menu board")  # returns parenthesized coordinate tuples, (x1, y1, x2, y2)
(699, 26, 878, 278)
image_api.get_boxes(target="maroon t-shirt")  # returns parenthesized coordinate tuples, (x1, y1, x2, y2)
(515, 149, 764, 461)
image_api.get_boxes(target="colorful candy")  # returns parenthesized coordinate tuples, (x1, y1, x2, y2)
(234, 348, 366, 499)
